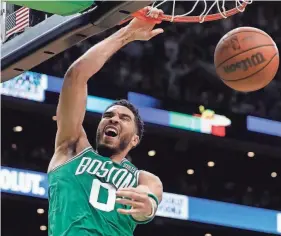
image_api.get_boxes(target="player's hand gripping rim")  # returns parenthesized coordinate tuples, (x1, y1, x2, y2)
(124, 7, 164, 42)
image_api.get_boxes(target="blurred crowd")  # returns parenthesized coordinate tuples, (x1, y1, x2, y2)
(4, 2, 281, 120)
(5, 1, 281, 120)
(108, 1, 281, 120)
(31, 1, 280, 121)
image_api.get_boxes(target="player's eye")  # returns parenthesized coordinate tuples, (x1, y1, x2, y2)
(103, 113, 112, 118)
(121, 116, 131, 121)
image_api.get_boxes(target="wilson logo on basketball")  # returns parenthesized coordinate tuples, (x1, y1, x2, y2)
(223, 52, 266, 73)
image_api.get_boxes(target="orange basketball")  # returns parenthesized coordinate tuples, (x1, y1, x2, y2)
(214, 27, 279, 92)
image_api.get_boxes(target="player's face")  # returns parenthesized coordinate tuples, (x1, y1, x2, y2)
(96, 105, 139, 157)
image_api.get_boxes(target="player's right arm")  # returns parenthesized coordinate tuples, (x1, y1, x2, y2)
(55, 28, 135, 150)
(55, 7, 164, 150)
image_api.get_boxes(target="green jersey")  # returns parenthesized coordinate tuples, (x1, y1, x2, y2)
(48, 147, 141, 236)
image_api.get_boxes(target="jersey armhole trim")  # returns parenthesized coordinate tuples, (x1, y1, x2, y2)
(135, 170, 141, 186)
(49, 146, 93, 173)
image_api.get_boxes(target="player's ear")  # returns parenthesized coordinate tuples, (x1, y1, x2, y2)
(131, 134, 139, 148)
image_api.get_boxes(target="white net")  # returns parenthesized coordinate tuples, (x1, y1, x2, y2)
(150, 0, 253, 23)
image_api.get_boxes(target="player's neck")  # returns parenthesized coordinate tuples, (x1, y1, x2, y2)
(110, 150, 129, 164)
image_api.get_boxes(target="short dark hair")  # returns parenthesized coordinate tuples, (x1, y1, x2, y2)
(104, 99, 144, 142)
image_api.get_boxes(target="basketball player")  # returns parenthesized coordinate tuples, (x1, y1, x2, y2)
(47, 7, 164, 236)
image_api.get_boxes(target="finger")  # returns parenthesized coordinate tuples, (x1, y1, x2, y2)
(149, 28, 164, 38)
(144, 6, 152, 15)
(153, 9, 163, 18)
(116, 190, 145, 201)
(118, 187, 149, 194)
(117, 187, 143, 195)
(144, 6, 151, 12)
(117, 208, 141, 215)
(116, 191, 146, 201)
(149, 12, 157, 19)
(116, 198, 144, 208)
(149, 12, 159, 19)
(145, 7, 163, 19)
(118, 187, 137, 192)
(149, 7, 159, 14)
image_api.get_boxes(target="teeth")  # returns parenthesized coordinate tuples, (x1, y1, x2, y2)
(105, 127, 118, 136)
(106, 128, 117, 134)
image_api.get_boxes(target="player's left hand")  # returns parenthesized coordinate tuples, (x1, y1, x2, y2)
(115, 186, 153, 217)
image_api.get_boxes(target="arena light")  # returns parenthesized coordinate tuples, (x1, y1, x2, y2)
(13, 126, 23, 132)
(37, 208, 44, 214)
(187, 169, 194, 175)
(207, 161, 215, 167)
(248, 152, 255, 158)
(148, 150, 156, 157)
(11, 144, 17, 149)
(40, 225, 47, 231)
(247, 186, 253, 192)
(205, 233, 212, 236)
(271, 172, 277, 178)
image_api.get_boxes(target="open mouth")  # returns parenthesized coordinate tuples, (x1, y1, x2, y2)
(104, 127, 118, 138)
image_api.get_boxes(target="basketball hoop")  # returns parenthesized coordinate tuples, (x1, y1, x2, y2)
(120, 0, 253, 24)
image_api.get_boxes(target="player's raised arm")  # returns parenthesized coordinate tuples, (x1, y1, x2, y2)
(55, 7, 164, 149)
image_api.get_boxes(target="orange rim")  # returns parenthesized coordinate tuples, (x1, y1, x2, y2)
(119, 2, 247, 25)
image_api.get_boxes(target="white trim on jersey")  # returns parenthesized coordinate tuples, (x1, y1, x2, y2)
(49, 146, 93, 173)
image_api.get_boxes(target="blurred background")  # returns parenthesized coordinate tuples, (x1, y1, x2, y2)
(1, 1, 281, 236)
